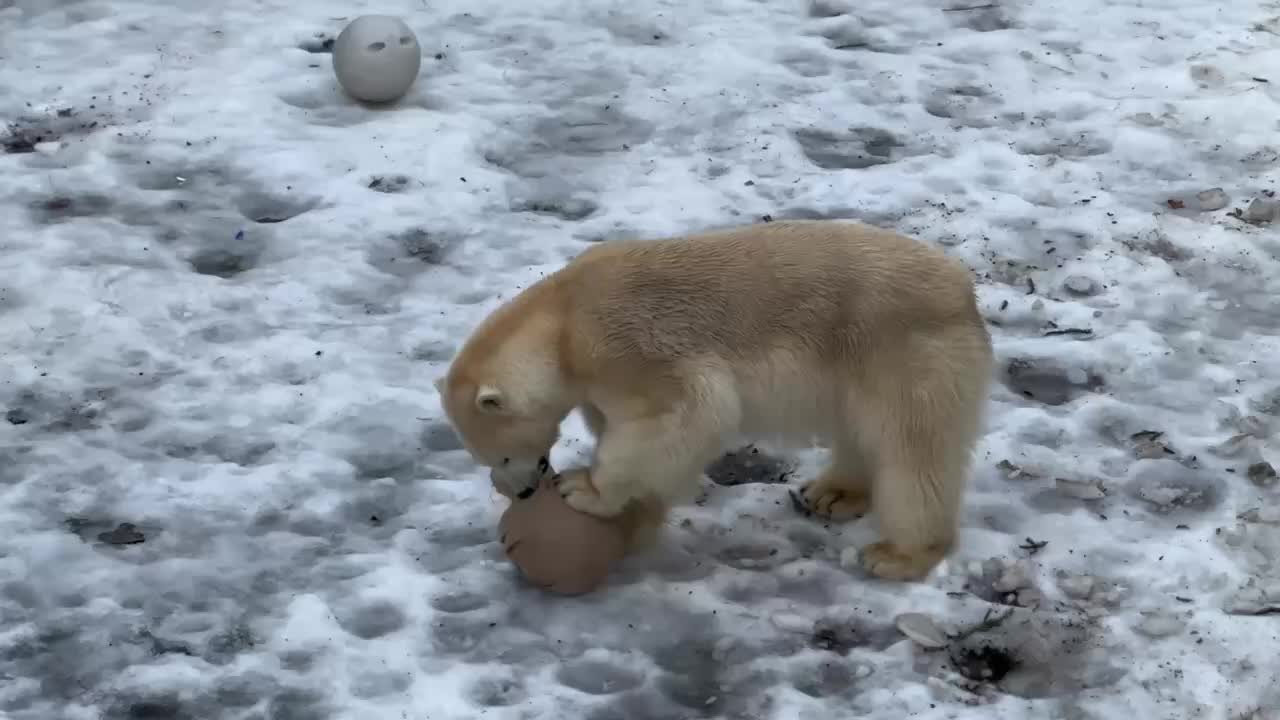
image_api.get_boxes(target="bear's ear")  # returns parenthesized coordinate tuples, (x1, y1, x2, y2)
(475, 385, 505, 413)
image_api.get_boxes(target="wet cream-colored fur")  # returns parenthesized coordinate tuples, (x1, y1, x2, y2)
(437, 219, 994, 580)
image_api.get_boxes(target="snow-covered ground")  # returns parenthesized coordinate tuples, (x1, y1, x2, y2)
(2, 0, 1279, 717)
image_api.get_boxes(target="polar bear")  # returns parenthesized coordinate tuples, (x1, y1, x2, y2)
(436, 219, 994, 580)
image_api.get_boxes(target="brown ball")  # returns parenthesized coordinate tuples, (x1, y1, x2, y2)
(497, 477, 627, 596)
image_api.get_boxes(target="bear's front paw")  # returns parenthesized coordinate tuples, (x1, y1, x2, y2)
(799, 477, 870, 521)
(555, 469, 625, 518)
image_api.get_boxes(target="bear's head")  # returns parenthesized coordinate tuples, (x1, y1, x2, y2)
(435, 374, 563, 498)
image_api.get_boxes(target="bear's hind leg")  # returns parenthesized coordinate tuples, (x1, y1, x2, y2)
(859, 442, 960, 581)
(857, 333, 989, 581)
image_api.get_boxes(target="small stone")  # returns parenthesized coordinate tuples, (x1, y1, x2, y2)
(1134, 610, 1186, 638)
(1242, 197, 1280, 224)
(1063, 275, 1100, 296)
(1247, 462, 1277, 487)
(5, 408, 28, 425)
(1055, 477, 1107, 500)
(1195, 188, 1229, 211)
(98, 522, 146, 545)
(894, 612, 948, 649)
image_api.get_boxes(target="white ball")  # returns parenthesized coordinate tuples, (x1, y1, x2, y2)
(331, 15, 422, 103)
